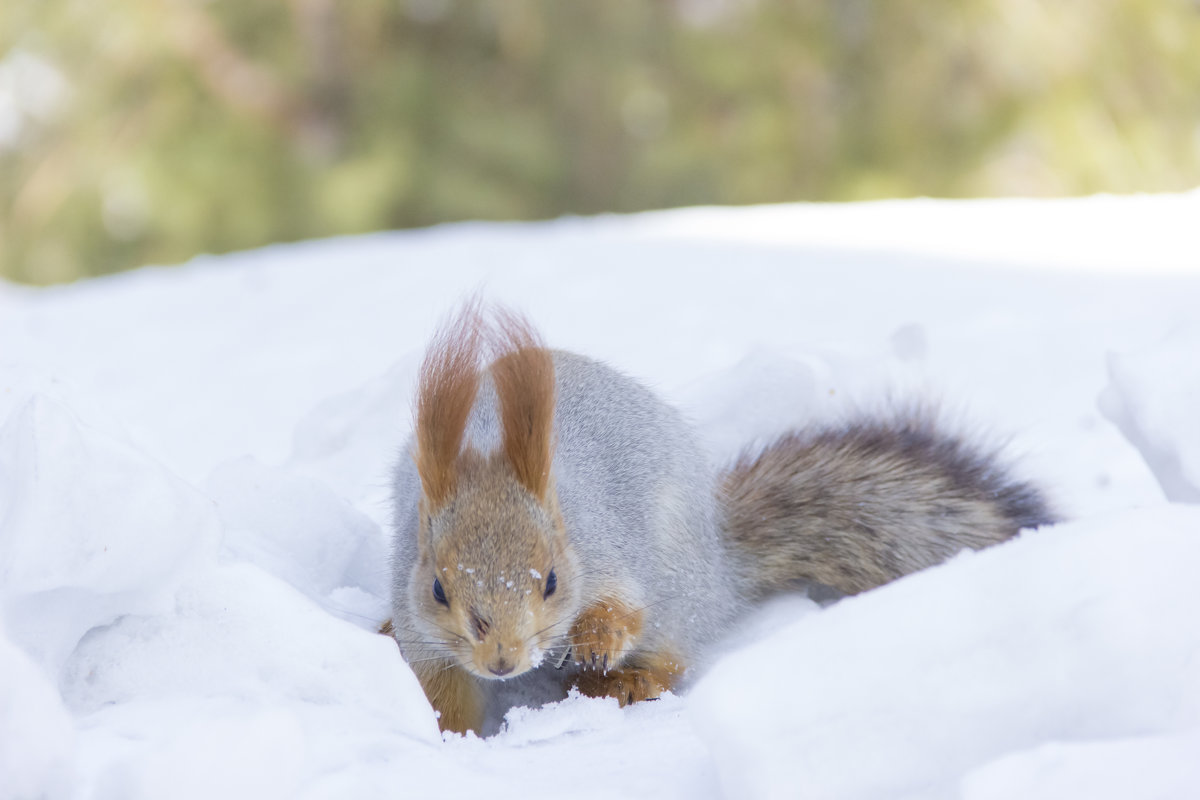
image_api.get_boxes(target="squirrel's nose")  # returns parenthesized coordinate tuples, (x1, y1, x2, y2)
(487, 659, 514, 677)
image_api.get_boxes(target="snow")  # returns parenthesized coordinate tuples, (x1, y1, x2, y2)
(1099, 324, 1200, 503)
(690, 506, 1200, 800)
(2, 192, 1199, 799)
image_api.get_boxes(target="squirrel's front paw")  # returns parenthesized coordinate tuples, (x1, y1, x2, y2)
(568, 597, 642, 671)
(571, 653, 685, 706)
(573, 666, 665, 705)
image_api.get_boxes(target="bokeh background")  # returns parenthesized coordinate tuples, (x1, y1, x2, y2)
(2, 0, 1199, 285)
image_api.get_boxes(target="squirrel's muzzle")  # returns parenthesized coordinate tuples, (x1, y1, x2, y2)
(487, 659, 515, 677)
(472, 638, 530, 680)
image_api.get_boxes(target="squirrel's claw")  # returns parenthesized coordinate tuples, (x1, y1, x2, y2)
(573, 665, 670, 706)
(568, 599, 639, 673)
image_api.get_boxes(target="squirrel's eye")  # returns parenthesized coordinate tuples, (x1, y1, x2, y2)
(432, 578, 448, 606)
(543, 569, 557, 599)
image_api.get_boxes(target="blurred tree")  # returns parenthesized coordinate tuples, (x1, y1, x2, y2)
(1, 0, 1198, 283)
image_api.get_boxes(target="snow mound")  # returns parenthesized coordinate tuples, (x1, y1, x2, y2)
(689, 506, 1200, 800)
(205, 456, 390, 624)
(1099, 325, 1200, 503)
(0, 628, 75, 800)
(60, 563, 440, 797)
(961, 728, 1200, 800)
(0, 394, 220, 675)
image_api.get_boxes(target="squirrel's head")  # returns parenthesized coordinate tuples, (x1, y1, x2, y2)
(412, 450, 580, 679)
(407, 304, 581, 679)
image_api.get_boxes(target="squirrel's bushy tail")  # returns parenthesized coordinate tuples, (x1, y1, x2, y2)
(719, 414, 1055, 600)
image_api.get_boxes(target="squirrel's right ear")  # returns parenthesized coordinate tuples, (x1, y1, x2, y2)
(414, 303, 484, 513)
(490, 309, 556, 504)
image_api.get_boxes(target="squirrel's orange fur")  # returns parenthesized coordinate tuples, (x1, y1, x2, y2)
(411, 658, 485, 735)
(414, 302, 484, 512)
(568, 598, 684, 704)
(568, 596, 645, 673)
(489, 310, 556, 502)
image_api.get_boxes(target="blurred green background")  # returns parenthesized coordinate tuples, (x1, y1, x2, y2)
(2, 0, 1199, 284)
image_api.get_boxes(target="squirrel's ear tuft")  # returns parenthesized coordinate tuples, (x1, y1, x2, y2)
(489, 308, 556, 503)
(415, 301, 485, 511)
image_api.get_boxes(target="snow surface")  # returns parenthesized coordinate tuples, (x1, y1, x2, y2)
(2, 192, 1199, 799)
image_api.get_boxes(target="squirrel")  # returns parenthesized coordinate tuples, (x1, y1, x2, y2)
(387, 303, 1055, 735)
